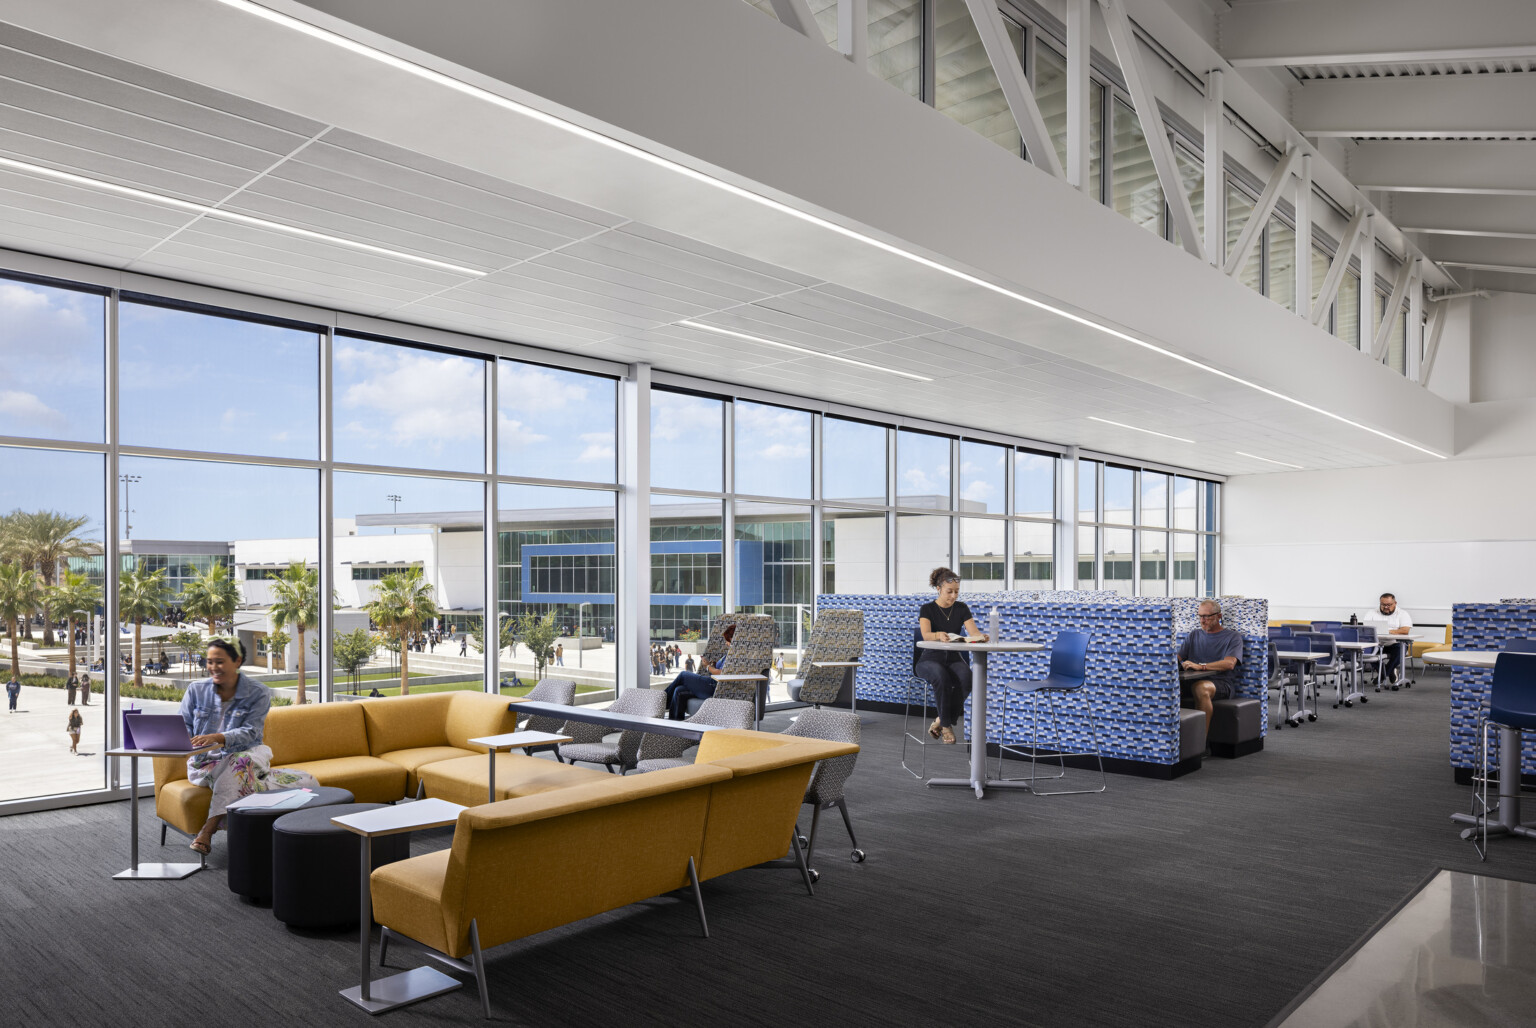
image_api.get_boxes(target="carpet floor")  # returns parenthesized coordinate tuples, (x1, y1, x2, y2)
(1, 667, 1530, 1027)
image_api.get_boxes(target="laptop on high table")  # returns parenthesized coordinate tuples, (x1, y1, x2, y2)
(123, 713, 198, 752)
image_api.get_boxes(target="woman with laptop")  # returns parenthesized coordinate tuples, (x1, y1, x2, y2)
(181, 638, 312, 855)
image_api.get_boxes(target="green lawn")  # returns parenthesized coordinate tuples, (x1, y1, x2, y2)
(332, 680, 604, 699)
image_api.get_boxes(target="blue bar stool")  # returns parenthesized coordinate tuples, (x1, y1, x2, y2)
(1459, 652, 1536, 860)
(995, 631, 1104, 795)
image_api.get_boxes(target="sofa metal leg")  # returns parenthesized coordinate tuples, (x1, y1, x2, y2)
(379, 927, 391, 967)
(687, 856, 709, 938)
(469, 919, 490, 1019)
(159, 823, 166, 847)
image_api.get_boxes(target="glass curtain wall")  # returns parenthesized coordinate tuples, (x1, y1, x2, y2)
(1078, 460, 1219, 597)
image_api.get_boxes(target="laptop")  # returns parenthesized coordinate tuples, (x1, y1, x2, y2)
(124, 713, 198, 752)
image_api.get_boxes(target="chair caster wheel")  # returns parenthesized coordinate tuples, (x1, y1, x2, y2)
(850, 849, 865, 863)
(797, 835, 808, 847)
(1308, 714, 1317, 722)
(1332, 703, 1339, 709)
(1344, 701, 1353, 708)
(808, 869, 821, 884)
(1360, 697, 1368, 704)
(1391, 686, 1399, 691)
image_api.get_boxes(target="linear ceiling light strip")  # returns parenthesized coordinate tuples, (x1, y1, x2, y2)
(0, 155, 486, 278)
(1086, 416, 1195, 444)
(677, 320, 932, 381)
(218, 1, 1444, 458)
(1234, 450, 1303, 470)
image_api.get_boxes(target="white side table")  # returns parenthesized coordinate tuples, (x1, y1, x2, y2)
(333, 798, 466, 1014)
(106, 744, 214, 880)
(467, 731, 572, 803)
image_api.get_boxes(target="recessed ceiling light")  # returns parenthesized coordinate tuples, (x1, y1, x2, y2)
(1087, 416, 1195, 444)
(1234, 450, 1304, 470)
(212, 0, 1442, 458)
(0, 154, 488, 278)
(677, 320, 933, 381)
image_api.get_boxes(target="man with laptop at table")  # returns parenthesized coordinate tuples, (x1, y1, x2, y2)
(1178, 599, 1244, 756)
(1370, 592, 1413, 686)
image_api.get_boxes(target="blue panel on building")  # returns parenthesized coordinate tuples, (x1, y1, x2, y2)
(734, 540, 763, 606)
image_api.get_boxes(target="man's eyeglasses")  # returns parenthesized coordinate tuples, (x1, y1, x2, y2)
(1198, 613, 1221, 620)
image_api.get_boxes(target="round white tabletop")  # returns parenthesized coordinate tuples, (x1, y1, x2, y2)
(916, 639, 1046, 654)
(1421, 650, 1500, 669)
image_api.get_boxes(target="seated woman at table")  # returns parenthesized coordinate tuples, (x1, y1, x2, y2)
(662, 624, 735, 720)
(180, 638, 313, 854)
(916, 567, 989, 745)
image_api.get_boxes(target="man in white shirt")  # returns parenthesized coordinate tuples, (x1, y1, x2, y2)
(1376, 592, 1413, 684)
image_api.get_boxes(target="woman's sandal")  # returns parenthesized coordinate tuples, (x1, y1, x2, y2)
(940, 726, 957, 745)
(189, 838, 211, 855)
(928, 718, 942, 740)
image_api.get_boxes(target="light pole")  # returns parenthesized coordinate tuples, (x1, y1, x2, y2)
(577, 602, 591, 669)
(386, 493, 401, 535)
(119, 474, 141, 540)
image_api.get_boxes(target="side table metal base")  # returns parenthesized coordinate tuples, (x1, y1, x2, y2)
(341, 966, 460, 1015)
(113, 861, 203, 880)
(927, 776, 1035, 799)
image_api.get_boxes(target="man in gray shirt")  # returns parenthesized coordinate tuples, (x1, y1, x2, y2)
(1178, 599, 1245, 750)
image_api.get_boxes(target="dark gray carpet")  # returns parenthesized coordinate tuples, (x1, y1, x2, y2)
(2, 668, 1530, 1027)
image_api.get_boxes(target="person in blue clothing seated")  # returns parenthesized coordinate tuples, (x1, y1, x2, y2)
(180, 638, 312, 854)
(662, 624, 735, 719)
(1178, 599, 1244, 753)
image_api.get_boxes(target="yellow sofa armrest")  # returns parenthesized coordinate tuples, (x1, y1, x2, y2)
(696, 730, 857, 773)
(462, 763, 732, 831)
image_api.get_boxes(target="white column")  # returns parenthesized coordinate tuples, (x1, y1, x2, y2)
(1058, 447, 1078, 590)
(481, 350, 498, 695)
(619, 364, 652, 694)
(318, 323, 335, 702)
(838, 0, 867, 66)
(1408, 261, 1424, 380)
(1066, 0, 1092, 192)
(1203, 69, 1224, 267)
(1297, 154, 1313, 320)
(1361, 214, 1377, 349)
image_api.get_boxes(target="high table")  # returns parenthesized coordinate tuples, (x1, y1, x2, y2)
(1275, 650, 1320, 725)
(917, 639, 1046, 800)
(333, 798, 466, 1014)
(467, 731, 571, 804)
(106, 743, 214, 880)
(1334, 640, 1381, 705)
(1428, 650, 1536, 848)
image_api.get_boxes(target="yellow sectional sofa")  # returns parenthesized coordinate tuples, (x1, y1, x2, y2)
(154, 691, 521, 838)
(369, 729, 858, 1017)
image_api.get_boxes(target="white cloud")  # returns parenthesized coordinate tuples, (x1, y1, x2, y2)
(499, 364, 590, 414)
(760, 442, 810, 460)
(962, 480, 997, 503)
(902, 466, 945, 494)
(650, 392, 721, 442)
(577, 431, 615, 463)
(497, 411, 550, 449)
(0, 389, 66, 431)
(340, 350, 484, 448)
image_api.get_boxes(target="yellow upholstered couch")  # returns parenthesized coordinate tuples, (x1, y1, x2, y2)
(370, 729, 857, 1016)
(1416, 625, 1453, 662)
(154, 691, 521, 838)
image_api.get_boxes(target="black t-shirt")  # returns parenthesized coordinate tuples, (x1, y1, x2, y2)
(919, 601, 973, 661)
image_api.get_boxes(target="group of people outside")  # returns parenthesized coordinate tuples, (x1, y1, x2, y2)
(650, 643, 684, 677)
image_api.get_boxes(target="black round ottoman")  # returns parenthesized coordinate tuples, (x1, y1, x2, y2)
(227, 787, 354, 903)
(271, 802, 410, 930)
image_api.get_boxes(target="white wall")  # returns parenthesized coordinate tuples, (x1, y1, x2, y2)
(1223, 454, 1536, 623)
(1470, 292, 1536, 402)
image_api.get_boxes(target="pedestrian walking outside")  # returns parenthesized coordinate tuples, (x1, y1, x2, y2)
(67, 708, 82, 753)
(460, 632, 468, 657)
(555, 643, 564, 666)
(6, 675, 20, 712)
(67, 673, 78, 705)
(79, 673, 90, 705)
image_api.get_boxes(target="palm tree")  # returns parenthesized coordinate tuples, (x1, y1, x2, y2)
(0, 562, 43, 680)
(48, 570, 100, 675)
(182, 562, 238, 636)
(17, 510, 95, 646)
(266, 628, 290, 674)
(119, 562, 170, 689)
(365, 568, 438, 696)
(269, 562, 319, 704)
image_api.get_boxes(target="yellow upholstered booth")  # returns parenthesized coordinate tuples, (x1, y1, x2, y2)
(1416, 625, 1453, 661)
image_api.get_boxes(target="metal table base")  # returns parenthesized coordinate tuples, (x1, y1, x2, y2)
(111, 750, 205, 881)
(1451, 725, 1536, 845)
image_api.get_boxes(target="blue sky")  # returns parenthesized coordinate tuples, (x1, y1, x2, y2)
(822, 417, 884, 502)
(333, 335, 485, 472)
(651, 391, 722, 492)
(897, 429, 950, 506)
(498, 361, 615, 483)
(119, 301, 319, 459)
(0, 276, 104, 442)
(0, 446, 104, 543)
(121, 455, 317, 541)
(734, 400, 810, 498)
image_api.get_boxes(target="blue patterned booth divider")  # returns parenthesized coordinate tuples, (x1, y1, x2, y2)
(1449, 602, 1536, 784)
(818, 592, 1237, 777)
